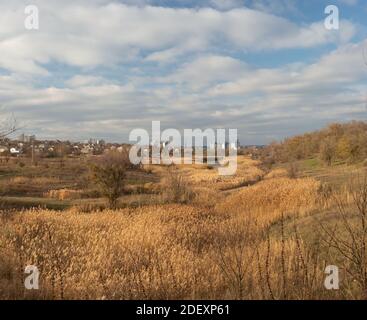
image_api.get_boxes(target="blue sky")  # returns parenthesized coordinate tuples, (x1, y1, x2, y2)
(0, 0, 367, 144)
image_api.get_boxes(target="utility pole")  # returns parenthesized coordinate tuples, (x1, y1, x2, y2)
(31, 138, 34, 166)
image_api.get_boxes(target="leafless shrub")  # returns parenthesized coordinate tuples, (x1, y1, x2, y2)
(90, 150, 136, 209)
(213, 218, 259, 299)
(286, 162, 299, 179)
(161, 165, 195, 204)
(262, 221, 325, 300)
(319, 172, 367, 298)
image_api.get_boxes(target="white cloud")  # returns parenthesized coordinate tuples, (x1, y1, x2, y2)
(158, 55, 248, 90)
(0, 2, 357, 74)
(65, 75, 108, 88)
(0, 1, 365, 143)
(209, 42, 367, 96)
(2, 41, 366, 142)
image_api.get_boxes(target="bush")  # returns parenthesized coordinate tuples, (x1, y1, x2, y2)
(18, 161, 25, 168)
(286, 162, 298, 179)
(319, 137, 336, 166)
(90, 150, 136, 209)
(161, 166, 195, 204)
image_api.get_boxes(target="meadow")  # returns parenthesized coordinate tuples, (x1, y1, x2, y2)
(0, 151, 367, 300)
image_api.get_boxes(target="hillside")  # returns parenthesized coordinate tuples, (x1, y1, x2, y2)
(261, 121, 367, 167)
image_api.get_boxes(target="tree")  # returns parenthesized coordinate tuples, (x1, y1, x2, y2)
(0, 114, 18, 140)
(336, 136, 351, 161)
(286, 162, 299, 179)
(90, 149, 134, 209)
(319, 137, 336, 166)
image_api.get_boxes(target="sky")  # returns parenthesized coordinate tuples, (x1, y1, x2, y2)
(0, 0, 367, 144)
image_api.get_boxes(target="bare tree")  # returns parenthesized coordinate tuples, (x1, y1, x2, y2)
(319, 137, 336, 166)
(0, 114, 18, 140)
(90, 149, 135, 209)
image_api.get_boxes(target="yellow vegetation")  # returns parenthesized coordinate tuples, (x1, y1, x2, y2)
(1, 203, 329, 300)
(264, 168, 288, 179)
(0, 156, 357, 300)
(10, 176, 60, 186)
(45, 189, 82, 201)
(216, 177, 323, 228)
(179, 156, 264, 190)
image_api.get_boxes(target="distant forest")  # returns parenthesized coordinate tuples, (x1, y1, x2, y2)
(261, 121, 367, 166)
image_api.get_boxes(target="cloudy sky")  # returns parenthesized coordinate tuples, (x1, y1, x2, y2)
(0, 0, 367, 144)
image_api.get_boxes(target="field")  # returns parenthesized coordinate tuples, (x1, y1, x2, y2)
(1, 154, 367, 299)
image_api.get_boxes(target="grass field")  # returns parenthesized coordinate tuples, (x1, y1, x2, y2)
(1, 154, 366, 299)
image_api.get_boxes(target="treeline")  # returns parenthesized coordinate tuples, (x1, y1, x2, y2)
(261, 121, 367, 166)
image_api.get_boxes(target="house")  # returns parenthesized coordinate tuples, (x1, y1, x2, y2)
(10, 147, 20, 155)
(81, 145, 93, 154)
(0, 146, 8, 153)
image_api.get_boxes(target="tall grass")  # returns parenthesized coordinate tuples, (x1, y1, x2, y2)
(0, 183, 342, 300)
(0, 157, 364, 300)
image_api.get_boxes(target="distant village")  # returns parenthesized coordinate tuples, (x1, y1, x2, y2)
(0, 133, 265, 159)
(0, 133, 130, 158)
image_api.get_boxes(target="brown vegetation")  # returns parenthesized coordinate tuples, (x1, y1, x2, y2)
(262, 121, 367, 166)
(90, 150, 136, 209)
(2, 122, 367, 300)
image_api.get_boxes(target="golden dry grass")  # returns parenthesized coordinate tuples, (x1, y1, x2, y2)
(0, 156, 362, 300)
(0, 176, 64, 198)
(8, 176, 60, 187)
(44, 189, 82, 201)
(165, 156, 265, 191)
(264, 168, 288, 179)
(1, 203, 332, 300)
(216, 177, 323, 229)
